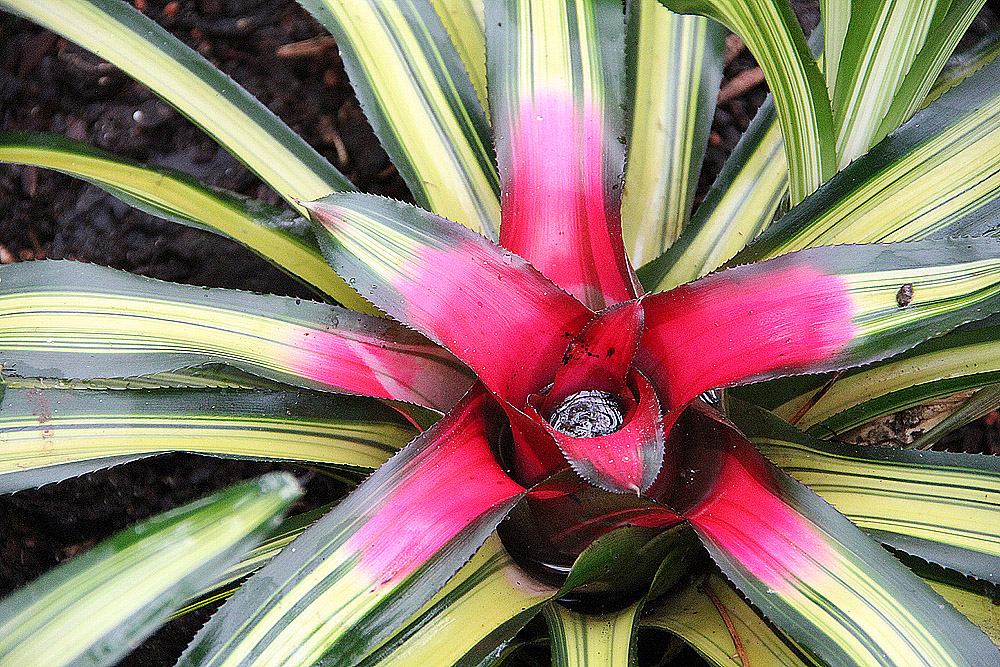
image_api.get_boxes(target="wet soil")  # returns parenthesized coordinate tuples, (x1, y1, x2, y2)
(1, 1, 999, 665)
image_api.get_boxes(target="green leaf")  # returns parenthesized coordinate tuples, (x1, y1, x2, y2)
(0, 473, 301, 667)
(637, 98, 786, 292)
(658, 0, 835, 202)
(544, 601, 639, 667)
(360, 534, 558, 667)
(0, 0, 352, 205)
(643, 573, 823, 667)
(428, 0, 489, 116)
(0, 131, 370, 310)
(730, 397, 1000, 584)
(621, 1, 725, 266)
(296, 0, 501, 238)
(0, 260, 471, 412)
(733, 50, 1000, 263)
(0, 385, 414, 493)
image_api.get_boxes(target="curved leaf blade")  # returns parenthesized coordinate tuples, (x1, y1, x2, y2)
(760, 318, 1000, 435)
(658, 0, 835, 202)
(0, 261, 471, 412)
(637, 98, 786, 292)
(873, 0, 985, 149)
(734, 51, 1000, 263)
(297, 0, 501, 238)
(830, 0, 944, 164)
(0, 473, 301, 667)
(0, 131, 368, 309)
(0, 0, 352, 204)
(643, 573, 823, 667)
(361, 534, 558, 667)
(0, 385, 414, 493)
(544, 601, 639, 667)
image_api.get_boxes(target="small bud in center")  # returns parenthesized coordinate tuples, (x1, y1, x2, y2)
(548, 390, 624, 438)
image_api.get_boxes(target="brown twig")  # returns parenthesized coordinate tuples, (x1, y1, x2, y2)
(718, 67, 766, 104)
(789, 370, 845, 426)
(276, 36, 338, 59)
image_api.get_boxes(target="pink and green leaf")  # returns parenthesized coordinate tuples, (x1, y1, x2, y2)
(731, 397, 1000, 585)
(671, 402, 999, 667)
(306, 193, 593, 404)
(487, 0, 640, 310)
(297, 0, 501, 238)
(177, 389, 524, 667)
(639, 238, 1000, 412)
(0, 385, 415, 493)
(0, 260, 470, 411)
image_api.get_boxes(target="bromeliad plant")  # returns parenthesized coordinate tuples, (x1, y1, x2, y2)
(5, 0, 1000, 666)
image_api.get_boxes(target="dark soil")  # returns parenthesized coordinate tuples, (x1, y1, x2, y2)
(1, 1, 999, 666)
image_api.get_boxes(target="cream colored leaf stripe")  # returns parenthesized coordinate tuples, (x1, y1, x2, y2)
(0, 387, 412, 492)
(362, 534, 558, 667)
(300, 0, 500, 238)
(643, 573, 822, 667)
(843, 257, 1000, 338)
(832, 0, 940, 165)
(0, 473, 300, 667)
(545, 601, 639, 667)
(622, 1, 724, 266)
(758, 438, 1000, 564)
(638, 98, 787, 293)
(735, 53, 1000, 262)
(660, 0, 835, 202)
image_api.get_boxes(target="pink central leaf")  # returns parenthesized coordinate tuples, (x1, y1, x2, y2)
(500, 92, 639, 310)
(544, 299, 644, 411)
